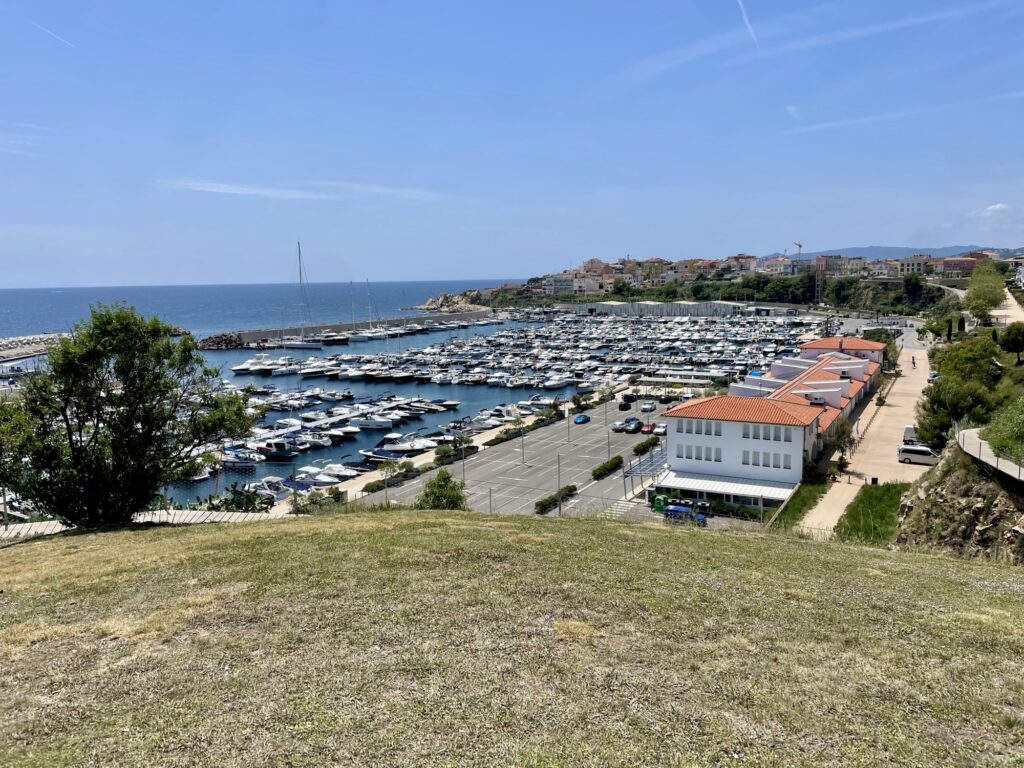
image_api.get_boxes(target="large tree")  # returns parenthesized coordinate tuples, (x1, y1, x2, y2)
(0, 305, 252, 528)
(916, 378, 995, 445)
(999, 321, 1024, 365)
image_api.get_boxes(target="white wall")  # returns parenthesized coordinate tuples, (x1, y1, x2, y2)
(666, 417, 807, 484)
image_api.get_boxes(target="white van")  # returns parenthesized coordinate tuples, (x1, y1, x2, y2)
(897, 444, 940, 465)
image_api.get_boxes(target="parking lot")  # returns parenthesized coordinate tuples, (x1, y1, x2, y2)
(364, 395, 674, 515)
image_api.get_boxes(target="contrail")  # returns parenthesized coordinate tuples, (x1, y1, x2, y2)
(735, 0, 760, 48)
(785, 89, 1024, 135)
(31, 22, 75, 48)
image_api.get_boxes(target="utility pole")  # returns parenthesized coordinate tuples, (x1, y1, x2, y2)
(557, 454, 562, 514)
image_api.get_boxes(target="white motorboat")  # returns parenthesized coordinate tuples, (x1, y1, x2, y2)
(231, 353, 272, 374)
(350, 414, 394, 429)
(383, 432, 438, 452)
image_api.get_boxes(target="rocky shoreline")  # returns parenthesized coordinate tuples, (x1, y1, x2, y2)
(415, 290, 489, 313)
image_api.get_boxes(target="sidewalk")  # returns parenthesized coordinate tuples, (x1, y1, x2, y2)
(993, 288, 1024, 326)
(796, 346, 931, 538)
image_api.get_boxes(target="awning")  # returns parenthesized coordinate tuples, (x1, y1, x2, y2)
(653, 470, 797, 502)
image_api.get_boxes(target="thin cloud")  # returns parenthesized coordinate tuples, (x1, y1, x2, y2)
(31, 21, 75, 48)
(751, 0, 1010, 60)
(785, 89, 1024, 134)
(786, 104, 802, 121)
(308, 180, 441, 202)
(157, 178, 440, 202)
(736, 0, 760, 48)
(604, 28, 749, 90)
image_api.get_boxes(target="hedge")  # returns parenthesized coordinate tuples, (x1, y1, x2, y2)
(483, 414, 563, 447)
(632, 436, 661, 456)
(591, 455, 623, 480)
(535, 484, 578, 515)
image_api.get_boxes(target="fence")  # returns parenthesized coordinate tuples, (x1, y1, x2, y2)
(956, 427, 1024, 482)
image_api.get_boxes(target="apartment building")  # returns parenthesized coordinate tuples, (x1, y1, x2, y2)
(652, 336, 884, 508)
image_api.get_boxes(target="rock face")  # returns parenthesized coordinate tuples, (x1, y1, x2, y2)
(416, 290, 487, 313)
(198, 332, 244, 350)
(897, 445, 1024, 564)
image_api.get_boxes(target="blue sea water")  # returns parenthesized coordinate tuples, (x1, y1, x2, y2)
(0, 279, 516, 339)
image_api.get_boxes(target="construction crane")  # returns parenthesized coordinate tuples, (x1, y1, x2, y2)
(794, 241, 803, 258)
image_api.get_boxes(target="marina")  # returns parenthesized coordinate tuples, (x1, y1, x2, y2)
(173, 309, 829, 504)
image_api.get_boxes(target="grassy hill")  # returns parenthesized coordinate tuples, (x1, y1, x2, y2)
(2, 510, 1024, 767)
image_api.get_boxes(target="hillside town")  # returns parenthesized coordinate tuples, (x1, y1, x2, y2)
(516, 250, 1003, 297)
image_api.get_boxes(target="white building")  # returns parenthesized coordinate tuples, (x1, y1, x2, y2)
(652, 336, 885, 508)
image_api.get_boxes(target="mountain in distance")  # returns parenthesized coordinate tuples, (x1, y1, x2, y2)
(761, 245, 991, 261)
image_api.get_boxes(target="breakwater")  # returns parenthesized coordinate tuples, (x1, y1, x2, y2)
(199, 310, 494, 349)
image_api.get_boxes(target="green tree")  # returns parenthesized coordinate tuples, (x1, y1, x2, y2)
(916, 378, 996, 445)
(999, 322, 1024, 365)
(931, 336, 1002, 389)
(829, 417, 854, 470)
(415, 469, 467, 510)
(0, 305, 252, 528)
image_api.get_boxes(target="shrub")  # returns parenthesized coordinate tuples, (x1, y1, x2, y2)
(876, 394, 887, 406)
(591, 455, 623, 480)
(633, 436, 661, 456)
(535, 485, 578, 514)
(415, 469, 467, 510)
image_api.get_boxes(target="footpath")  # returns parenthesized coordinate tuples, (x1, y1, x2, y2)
(796, 344, 931, 538)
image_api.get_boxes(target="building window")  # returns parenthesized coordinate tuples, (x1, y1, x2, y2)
(686, 419, 693, 434)
(705, 446, 712, 462)
(764, 425, 772, 440)
(742, 424, 750, 439)
(784, 427, 792, 443)
(773, 426, 781, 441)
(773, 453, 781, 468)
(752, 452, 760, 466)
(676, 420, 685, 433)
(676, 445, 685, 458)
(685, 445, 693, 460)
(742, 450, 750, 465)
(694, 446, 702, 460)
(752, 424, 760, 440)
(784, 454, 792, 470)
(715, 421, 722, 436)
(763, 452, 770, 467)
(714, 447, 722, 462)
(695, 420, 703, 435)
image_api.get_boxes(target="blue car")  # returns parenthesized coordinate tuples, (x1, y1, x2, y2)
(573, 414, 591, 424)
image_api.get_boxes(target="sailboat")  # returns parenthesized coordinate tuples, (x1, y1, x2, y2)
(281, 242, 323, 350)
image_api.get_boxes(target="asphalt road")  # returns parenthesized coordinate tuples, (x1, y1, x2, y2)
(365, 397, 672, 515)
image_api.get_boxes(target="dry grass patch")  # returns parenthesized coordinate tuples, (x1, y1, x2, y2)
(1, 509, 1023, 767)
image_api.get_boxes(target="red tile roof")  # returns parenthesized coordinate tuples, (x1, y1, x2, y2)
(663, 396, 822, 426)
(800, 336, 886, 352)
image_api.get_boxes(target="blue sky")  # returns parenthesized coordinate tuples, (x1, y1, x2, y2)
(2, 0, 1023, 287)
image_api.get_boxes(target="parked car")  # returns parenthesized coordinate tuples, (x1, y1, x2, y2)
(573, 414, 591, 424)
(640, 401, 657, 413)
(653, 423, 668, 436)
(622, 393, 638, 403)
(611, 421, 626, 432)
(928, 371, 941, 383)
(624, 421, 643, 434)
(640, 423, 656, 434)
(658, 394, 676, 404)
(624, 416, 641, 424)
(618, 401, 632, 411)
(897, 444, 940, 465)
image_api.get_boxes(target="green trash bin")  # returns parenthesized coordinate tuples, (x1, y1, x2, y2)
(653, 495, 666, 513)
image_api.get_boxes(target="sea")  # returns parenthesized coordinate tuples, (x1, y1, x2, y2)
(0, 280, 563, 505)
(0, 280, 516, 339)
